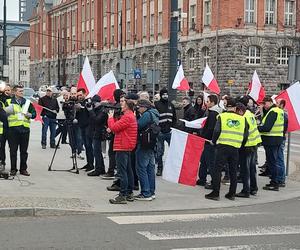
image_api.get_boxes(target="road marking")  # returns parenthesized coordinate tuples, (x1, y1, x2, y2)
(137, 225, 300, 240)
(107, 213, 262, 225)
(172, 243, 286, 250)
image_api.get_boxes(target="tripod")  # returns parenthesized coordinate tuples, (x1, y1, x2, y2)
(48, 120, 79, 174)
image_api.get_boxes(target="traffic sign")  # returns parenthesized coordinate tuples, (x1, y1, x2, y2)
(134, 69, 142, 79)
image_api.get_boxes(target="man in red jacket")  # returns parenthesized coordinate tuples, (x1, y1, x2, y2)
(107, 96, 138, 204)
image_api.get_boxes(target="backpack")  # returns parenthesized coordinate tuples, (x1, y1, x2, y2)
(140, 111, 161, 150)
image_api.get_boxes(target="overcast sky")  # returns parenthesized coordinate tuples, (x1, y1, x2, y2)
(0, 0, 19, 21)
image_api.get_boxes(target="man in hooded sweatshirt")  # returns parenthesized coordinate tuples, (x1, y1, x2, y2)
(154, 88, 177, 176)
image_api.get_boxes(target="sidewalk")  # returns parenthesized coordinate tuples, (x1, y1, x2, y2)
(0, 122, 300, 217)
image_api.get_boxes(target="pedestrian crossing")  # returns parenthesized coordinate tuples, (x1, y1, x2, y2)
(107, 212, 300, 249)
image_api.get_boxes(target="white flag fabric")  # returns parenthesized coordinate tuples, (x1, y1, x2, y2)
(77, 57, 96, 94)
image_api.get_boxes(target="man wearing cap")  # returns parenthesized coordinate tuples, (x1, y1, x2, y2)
(258, 96, 286, 191)
(154, 88, 177, 176)
(205, 97, 248, 201)
(38, 87, 60, 149)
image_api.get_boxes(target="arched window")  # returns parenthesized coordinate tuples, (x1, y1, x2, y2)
(101, 60, 106, 75)
(246, 46, 261, 65)
(278, 47, 292, 65)
(154, 52, 161, 70)
(109, 59, 113, 70)
(141, 54, 148, 73)
(202, 47, 210, 67)
(187, 49, 195, 69)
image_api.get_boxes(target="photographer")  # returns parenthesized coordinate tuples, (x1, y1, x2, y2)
(86, 95, 108, 176)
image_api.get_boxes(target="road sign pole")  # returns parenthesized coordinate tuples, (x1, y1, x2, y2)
(286, 132, 291, 176)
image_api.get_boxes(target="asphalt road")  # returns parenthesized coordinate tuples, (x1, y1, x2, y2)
(1, 198, 300, 250)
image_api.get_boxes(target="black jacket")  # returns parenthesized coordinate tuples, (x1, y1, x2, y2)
(76, 100, 90, 128)
(38, 95, 59, 119)
(154, 100, 177, 133)
(0, 94, 9, 132)
(87, 106, 108, 139)
(182, 104, 197, 133)
(200, 105, 221, 140)
(258, 106, 287, 146)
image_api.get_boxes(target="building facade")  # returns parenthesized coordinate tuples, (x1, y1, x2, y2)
(29, 0, 300, 95)
(20, 0, 39, 21)
(9, 31, 31, 87)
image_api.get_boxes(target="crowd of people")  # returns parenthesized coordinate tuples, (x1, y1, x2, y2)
(0, 81, 288, 204)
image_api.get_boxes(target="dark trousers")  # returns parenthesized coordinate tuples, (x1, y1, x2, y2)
(107, 137, 116, 175)
(199, 143, 215, 183)
(8, 130, 30, 172)
(131, 148, 139, 187)
(157, 132, 171, 170)
(41, 116, 57, 146)
(85, 135, 94, 167)
(212, 145, 239, 195)
(0, 133, 8, 165)
(93, 138, 105, 174)
(116, 151, 133, 196)
(239, 147, 258, 194)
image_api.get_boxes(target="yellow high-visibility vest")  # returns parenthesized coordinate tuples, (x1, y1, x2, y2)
(217, 112, 246, 148)
(260, 107, 284, 137)
(244, 110, 261, 147)
(6, 99, 30, 128)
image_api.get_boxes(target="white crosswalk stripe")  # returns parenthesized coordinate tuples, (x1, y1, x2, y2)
(107, 212, 262, 225)
(171, 243, 287, 250)
(137, 225, 300, 240)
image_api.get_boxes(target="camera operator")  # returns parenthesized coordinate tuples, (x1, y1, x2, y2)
(85, 95, 108, 176)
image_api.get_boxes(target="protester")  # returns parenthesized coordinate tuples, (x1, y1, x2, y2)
(108, 96, 137, 204)
(205, 97, 248, 201)
(38, 87, 60, 149)
(154, 88, 177, 176)
(194, 95, 205, 118)
(181, 96, 197, 133)
(135, 99, 159, 201)
(5, 85, 36, 176)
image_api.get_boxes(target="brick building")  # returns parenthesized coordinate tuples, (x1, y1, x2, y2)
(29, 0, 300, 95)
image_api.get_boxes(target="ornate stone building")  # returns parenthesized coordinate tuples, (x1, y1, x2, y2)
(29, 0, 300, 95)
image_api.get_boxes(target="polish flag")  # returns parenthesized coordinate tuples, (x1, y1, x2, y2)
(163, 129, 205, 186)
(179, 117, 207, 129)
(172, 65, 190, 91)
(275, 82, 300, 132)
(248, 70, 265, 104)
(87, 71, 119, 101)
(32, 102, 44, 123)
(202, 64, 220, 94)
(77, 57, 96, 94)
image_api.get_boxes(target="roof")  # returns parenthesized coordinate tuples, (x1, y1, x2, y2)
(9, 31, 30, 47)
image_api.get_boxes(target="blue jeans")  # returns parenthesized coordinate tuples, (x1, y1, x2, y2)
(157, 132, 171, 169)
(199, 143, 215, 183)
(93, 138, 105, 173)
(278, 138, 286, 183)
(41, 116, 57, 146)
(240, 148, 258, 193)
(265, 145, 283, 184)
(116, 151, 133, 196)
(136, 145, 156, 197)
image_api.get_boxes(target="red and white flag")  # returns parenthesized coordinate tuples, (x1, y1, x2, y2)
(202, 64, 220, 94)
(172, 64, 190, 91)
(275, 82, 300, 132)
(87, 71, 119, 101)
(32, 102, 44, 124)
(248, 70, 265, 104)
(77, 57, 96, 94)
(163, 129, 205, 186)
(179, 117, 207, 129)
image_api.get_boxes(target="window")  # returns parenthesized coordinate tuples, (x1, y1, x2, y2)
(158, 12, 162, 34)
(202, 47, 210, 67)
(245, 0, 255, 23)
(187, 49, 195, 69)
(141, 54, 148, 72)
(111, 0, 114, 11)
(111, 25, 115, 45)
(178, 8, 181, 32)
(126, 0, 131, 9)
(150, 14, 154, 36)
(278, 47, 292, 65)
(265, 0, 275, 25)
(246, 46, 261, 65)
(143, 16, 147, 37)
(190, 5, 196, 30)
(285, 0, 295, 26)
(154, 52, 161, 70)
(204, 0, 211, 26)
(104, 27, 107, 45)
(127, 21, 131, 41)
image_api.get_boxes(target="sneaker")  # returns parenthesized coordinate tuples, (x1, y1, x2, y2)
(263, 184, 279, 191)
(235, 192, 250, 198)
(225, 193, 235, 201)
(151, 195, 156, 200)
(10, 170, 17, 176)
(87, 171, 101, 176)
(42, 145, 46, 149)
(107, 184, 121, 192)
(109, 195, 127, 204)
(101, 173, 115, 180)
(205, 191, 220, 201)
(134, 194, 153, 201)
(126, 193, 134, 202)
(77, 153, 85, 160)
(156, 169, 162, 176)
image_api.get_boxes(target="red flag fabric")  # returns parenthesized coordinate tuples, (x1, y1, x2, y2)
(32, 102, 44, 123)
(275, 82, 300, 132)
(163, 129, 205, 186)
(172, 65, 190, 91)
(202, 64, 220, 94)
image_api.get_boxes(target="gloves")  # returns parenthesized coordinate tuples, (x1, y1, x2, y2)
(25, 113, 32, 119)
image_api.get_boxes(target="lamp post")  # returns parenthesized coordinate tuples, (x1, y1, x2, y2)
(2, 0, 7, 80)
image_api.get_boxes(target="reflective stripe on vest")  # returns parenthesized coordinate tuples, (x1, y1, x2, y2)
(244, 110, 262, 147)
(6, 99, 31, 128)
(217, 112, 246, 148)
(0, 121, 3, 134)
(260, 107, 284, 137)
